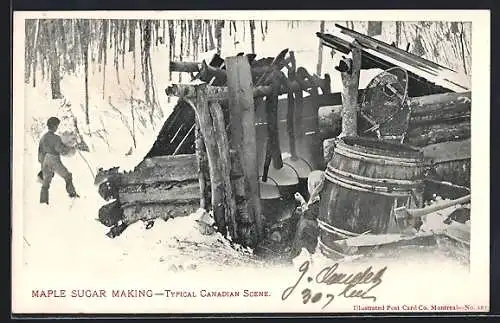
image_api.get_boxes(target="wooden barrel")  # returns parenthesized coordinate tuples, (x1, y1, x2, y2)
(318, 136, 425, 258)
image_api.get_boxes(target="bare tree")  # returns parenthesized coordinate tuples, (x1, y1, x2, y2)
(101, 20, 109, 99)
(46, 20, 63, 99)
(77, 19, 91, 124)
(249, 20, 255, 53)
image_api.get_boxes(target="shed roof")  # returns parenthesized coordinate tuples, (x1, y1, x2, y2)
(317, 24, 471, 96)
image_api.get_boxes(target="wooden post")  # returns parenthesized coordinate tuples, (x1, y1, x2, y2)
(338, 43, 362, 137)
(317, 21, 325, 76)
(193, 85, 228, 237)
(209, 101, 238, 239)
(225, 56, 263, 244)
(194, 119, 210, 210)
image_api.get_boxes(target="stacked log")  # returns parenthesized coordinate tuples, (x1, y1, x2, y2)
(405, 92, 471, 147)
(96, 154, 201, 237)
(318, 91, 471, 147)
(422, 139, 471, 188)
(119, 154, 201, 224)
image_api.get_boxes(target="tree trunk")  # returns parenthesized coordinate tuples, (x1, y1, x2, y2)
(162, 20, 166, 45)
(25, 20, 34, 83)
(121, 20, 126, 69)
(31, 19, 40, 87)
(114, 21, 120, 84)
(143, 20, 152, 105)
(249, 20, 255, 53)
(77, 20, 91, 125)
(57, 20, 67, 69)
(395, 21, 401, 47)
(102, 20, 109, 99)
(207, 20, 215, 51)
(155, 20, 160, 46)
(128, 19, 136, 52)
(46, 20, 63, 99)
(168, 20, 175, 82)
(215, 20, 223, 55)
(130, 87, 136, 148)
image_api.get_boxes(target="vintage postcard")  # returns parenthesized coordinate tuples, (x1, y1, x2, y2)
(12, 10, 490, 314)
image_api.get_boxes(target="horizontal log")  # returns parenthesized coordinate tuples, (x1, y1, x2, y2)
(169, 61, 200, 73)
(136, 154, 196, 169)
(423, 139, 471, 188)
(170, 56, 270, 74)
(122, 202, 199, 225)
(119, 181, 200, 204)
(122, 154, 199, 185)
(428, 159, 470, 188)
(98, 200, 123, 227)
(422, 139, 470, 164)
(318, 91, 471, 147)
(405, 120, 470, 147)
(319, 91, 471, 131)
(199, 60, 272, 80)
(408, 92, 471, 123)
(166, 79, 325, 102)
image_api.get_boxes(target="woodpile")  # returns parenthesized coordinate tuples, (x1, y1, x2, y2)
(95, 154, 201, 237)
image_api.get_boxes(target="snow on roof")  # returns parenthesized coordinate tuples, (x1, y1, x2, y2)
(318, 25, 471, 93)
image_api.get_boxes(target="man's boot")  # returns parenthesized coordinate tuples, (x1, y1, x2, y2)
(65, 175, 79, 198)
(40, 187, 49, 204)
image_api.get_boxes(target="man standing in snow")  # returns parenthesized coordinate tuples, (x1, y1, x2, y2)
(38, 117, 79, 204)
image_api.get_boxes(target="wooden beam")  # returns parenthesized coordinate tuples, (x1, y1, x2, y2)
(121, 155, 198, 185)
(169, 61, 200, 73)
(226, 55, 263, 245)
(165, 76, 327, 101)
(119, 182, 200, 204)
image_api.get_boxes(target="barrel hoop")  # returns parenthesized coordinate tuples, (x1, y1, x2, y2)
(326, 164, 424, 187)
(317, 218, 360, 238)
(318, 238, 349, 258)
(336, 144, 423, 166)
(325, 170, 414, 197)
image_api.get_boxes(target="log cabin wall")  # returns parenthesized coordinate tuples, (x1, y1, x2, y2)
(119, 154, 200, 225)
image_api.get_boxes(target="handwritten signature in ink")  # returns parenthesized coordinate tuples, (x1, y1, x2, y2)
(282, 261, 387, 309)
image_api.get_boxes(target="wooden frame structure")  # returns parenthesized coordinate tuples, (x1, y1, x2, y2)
(166, 53, 330, 246)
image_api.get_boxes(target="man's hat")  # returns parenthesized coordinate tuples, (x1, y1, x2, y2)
(47, 117, 61, 129)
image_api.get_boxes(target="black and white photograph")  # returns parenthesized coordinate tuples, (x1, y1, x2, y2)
(12, 11, 490, 314)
